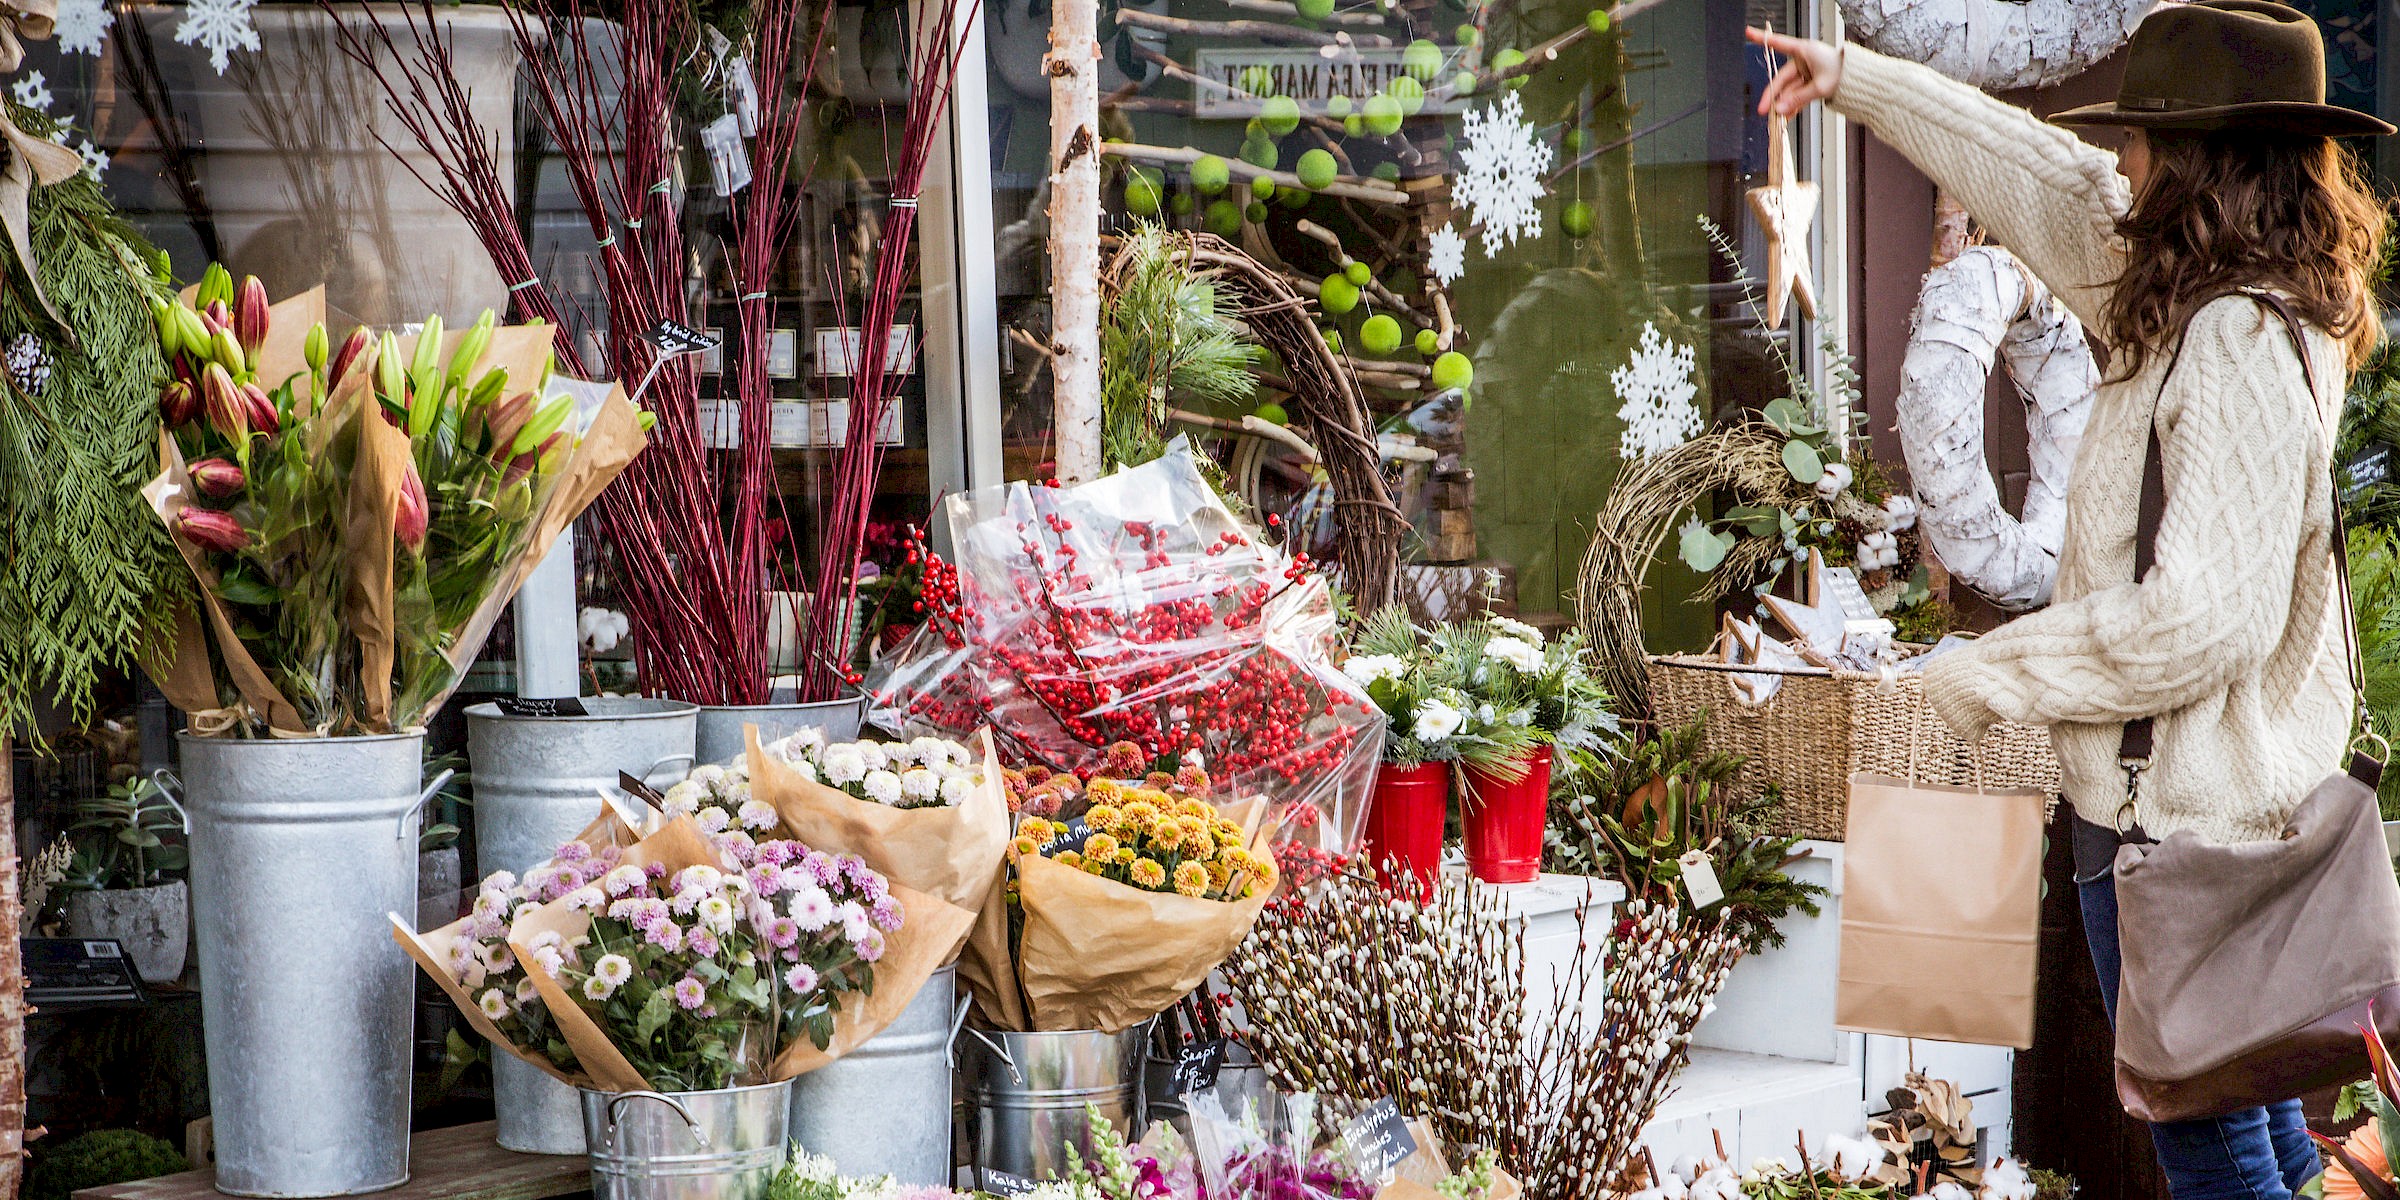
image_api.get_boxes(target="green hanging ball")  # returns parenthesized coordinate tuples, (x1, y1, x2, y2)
(1431, 350, 1474, 390)
(1319, 274, 1361, 314)
(1241, 134, 1279, 171)
(1296, 148, 1338, 191)
(1254, 401, 1290, 426)
(1192, 154, 1232, 195)
(1251, 174, 1276, 200)
(1205, 200, 1244, 236)
(1123, 167, 1164, 216)
(1561, 199, 1594, 238)
(1262, 94, 1303, 137)
(1323, 328, 1343, 354)
(1360, 314, 1404, 355)
(1562, 129, 1586, 153)
(1246, 201, 1269, 222)
(1296, 0, 1335, 17)
(1278, 185, 1312, 209)
(1491, 47, 1526, 89)
(1452, 71, 1478, 96)
(1364, 94, 1403, 136)
(1344, 114, 1368, 138)
(1455, 23, 1480, 44)
(1585, 7, 1612, 32)
(1402, 39, 1444, 80)
(1327, 94, 1354, 118)
(1371, 162, 1402, 183)
(1415, 329, 1440, 354)
(1343, 261, 1372, 286)
(1390, 75, 1427, 116)
(1171, 190, 1194, 215)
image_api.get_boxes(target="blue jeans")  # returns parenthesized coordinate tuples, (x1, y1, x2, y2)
(2078, 850, 2320, 1200)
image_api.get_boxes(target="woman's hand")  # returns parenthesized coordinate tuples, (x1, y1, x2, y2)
(1748, 26, 1842, 117)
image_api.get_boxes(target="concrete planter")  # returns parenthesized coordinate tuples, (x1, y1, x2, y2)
(63, 880, 189, 985)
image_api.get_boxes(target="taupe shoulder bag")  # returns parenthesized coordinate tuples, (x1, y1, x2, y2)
(2109, 290, 2400, 1124)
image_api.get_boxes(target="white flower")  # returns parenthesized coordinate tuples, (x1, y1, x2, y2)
(697, 895, 736, 934)
(910, 737, 959, 768)
(1428, 224, 1467, 287)
(821, 745, 868, 786)
(788, 886, 835, 931)
(529, 945, 565, 977)
(594, 954, 634, 987)
(1816, 461, 1854, 499)
(1411, 697, 1464, 742)
(855, 742, 890, 772)
(1883, 492, 1919, 532)
(1927, 1183, 1974, 1200)
(1689, 1167, 1742, 1200)
(582, 975, 616, 1001)
(738, 799, 779, 831)
(1341, 653, 1408, 687)
(563, 885, 606, 912)
(696, 806, 731, 833)
(940, 771, 979, 805)
(691, 764, 726, 789)
(1484, 635, 1542, 673)
(661, 780, 704, 816)
(1490, 616, 1544, 645)
(861, 769, 904, 804)
(477, 987, 510, 1020)
(899, 768, 940, 802)
(775, 727, 827, 761)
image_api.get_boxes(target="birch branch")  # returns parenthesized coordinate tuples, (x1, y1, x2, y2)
(1049, 0, 1104, 484)
(1115, 8, 1392, 46)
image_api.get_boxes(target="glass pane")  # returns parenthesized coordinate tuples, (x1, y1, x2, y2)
(982, 0, 1808, 630)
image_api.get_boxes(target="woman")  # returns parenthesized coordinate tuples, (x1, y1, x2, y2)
(1749, 6, 2387, 1198)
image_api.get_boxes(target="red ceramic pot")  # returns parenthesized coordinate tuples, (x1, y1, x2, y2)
(1363, 761, 1449, 897)
(1462, 746, 1553, 884)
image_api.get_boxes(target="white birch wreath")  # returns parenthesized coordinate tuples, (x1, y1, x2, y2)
(1836, 0, 2152, 90)
(1893, 245, 2098, 610)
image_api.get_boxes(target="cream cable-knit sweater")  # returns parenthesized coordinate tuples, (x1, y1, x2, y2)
(1830, 45, 2353, 843)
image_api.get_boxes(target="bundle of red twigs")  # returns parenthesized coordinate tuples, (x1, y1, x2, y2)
(792, 0, 981, 703)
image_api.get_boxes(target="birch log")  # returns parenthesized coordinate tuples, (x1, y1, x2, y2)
(1837, 0, 2150, 89)
(1048, 0, 1103, 485)
(1894, 245, 2098, 609)
(0, 734, 23, 1200)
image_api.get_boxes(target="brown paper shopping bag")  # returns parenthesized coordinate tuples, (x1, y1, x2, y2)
(1835, 772, 2046, 1048)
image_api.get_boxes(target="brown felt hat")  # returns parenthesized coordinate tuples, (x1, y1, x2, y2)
(2051, 0, 2394, 137)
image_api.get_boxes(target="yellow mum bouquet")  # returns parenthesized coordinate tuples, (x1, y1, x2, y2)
(1015, 787, 1267, 902)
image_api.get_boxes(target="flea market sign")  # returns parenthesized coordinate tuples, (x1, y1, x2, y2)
(1190, 47, 1470, 118)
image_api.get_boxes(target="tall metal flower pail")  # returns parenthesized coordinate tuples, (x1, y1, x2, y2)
(582, 1081, 793, 1200)
(692, 694, 865, 766)
(466, 697, 698, 1156)
(787, 964, 964, 1184)
(175, 731, 433, 1197)
(962, 1025, 1149, 1192)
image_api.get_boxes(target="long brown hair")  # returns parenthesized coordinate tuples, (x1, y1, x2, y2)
(2104, 129, 2385, 380)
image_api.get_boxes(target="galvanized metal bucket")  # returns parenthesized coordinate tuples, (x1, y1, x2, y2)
(582, 1080, 793, 1200)
(466, 696, 697, 1154)
(693, 695, 865, 766)
(962, 1024, 1150, 1191)
(787, 964, 966, 1184)
(173, 732, 438, 1197)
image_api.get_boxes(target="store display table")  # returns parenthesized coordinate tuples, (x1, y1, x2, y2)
(74, 1122, 588, 1200)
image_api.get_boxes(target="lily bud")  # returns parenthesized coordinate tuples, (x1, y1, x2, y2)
(198, 262, 234, 310)
(375, 332, 404, 401)
(175, 506, 248, 553)
(329, 328, 372, 393)
(241, 382, 278, 436)
(304, 322, 328, 374)
(204, 299, 229, 331)
(201, 363, 246, 440)
(500, 450, 536, 490)
(533, 431, 568, 474)
(189, 457, 245, 499)
(159, 379, 199, 428)
(235, 276, 269, 357)
(172, 306, 211, 363)
(210, 327, 246, 376)
(396, 465, 428, 550)
(484, 391, 535, 456)
(151, 298, 180, 359)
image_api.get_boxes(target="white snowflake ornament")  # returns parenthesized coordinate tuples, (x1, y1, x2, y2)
(53, 0, 114, 56)
(176, 0, 261, 75)
(73, 138, 106, 180)
(1428, 224, 1466, 286)
(1613, 321, 1701, 459)
(11, 71, 51, 112)
(1452, 91, 1553, 257)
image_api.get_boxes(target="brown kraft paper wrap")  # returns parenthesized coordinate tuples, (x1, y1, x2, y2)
(958, 859, 1031, 1031)
(1011, 818, 1279, 1034)
(1835, 773, 2046, 1048)
(745, 725, 1010, 918)
(1376, 1119, 1523, 1200)
(346, 410, 409, 731)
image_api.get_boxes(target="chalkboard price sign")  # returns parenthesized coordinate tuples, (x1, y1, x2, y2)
(1165, 1036, 1228, 1097)
(641, 319, 723, 357)
(494, 696, 589, 718)
(1337, 1098, 1418, 1186)
(618, 771, 670, 809)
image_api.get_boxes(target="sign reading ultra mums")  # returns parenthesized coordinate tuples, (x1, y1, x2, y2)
(1191, 47, 1469, 118)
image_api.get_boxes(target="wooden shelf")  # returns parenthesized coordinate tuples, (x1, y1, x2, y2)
(75, 1123, 587, 1200)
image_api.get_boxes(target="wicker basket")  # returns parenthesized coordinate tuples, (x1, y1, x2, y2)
(1647, 653, 2061, 841)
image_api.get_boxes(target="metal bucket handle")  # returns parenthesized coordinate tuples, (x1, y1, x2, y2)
(638, 752, 696, 782)
(603, 1090, 712, 1151)
(395, 769, 458, 840)
(964, 1026, 1021, 1085)
(944, 994, 972, 1068)
(147, 768, 192, 834)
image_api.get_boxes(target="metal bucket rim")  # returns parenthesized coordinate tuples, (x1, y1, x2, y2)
(698, 695, 865, 715)
(577, 1077, 795, 1104)
(465, 698, 701, 724)
(177, 729, 426, 749)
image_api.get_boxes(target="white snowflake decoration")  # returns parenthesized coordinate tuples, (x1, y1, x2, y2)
(73, 138, 107, 180)
(1428, 224, 1466, 286)
(175, 0, 261, 75)
(11, 71, 51, 113)
(1452, 91, 1553, 258)
(1613, 321, 1701, 460)
(53, 0, 114, 57)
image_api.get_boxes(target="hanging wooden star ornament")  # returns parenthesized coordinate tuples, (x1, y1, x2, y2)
(1747, 112, 1820, 327)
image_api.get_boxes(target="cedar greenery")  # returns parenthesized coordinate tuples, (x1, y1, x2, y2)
(1545, 712, 1826, 955)
(0, 103, 181, 733)
(1100, 223, 1258, 471)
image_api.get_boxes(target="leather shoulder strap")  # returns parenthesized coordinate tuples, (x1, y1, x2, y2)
(2119, 291, 2344, 768)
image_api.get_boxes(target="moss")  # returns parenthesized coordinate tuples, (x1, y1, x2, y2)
(25, 1130, 188, 1200)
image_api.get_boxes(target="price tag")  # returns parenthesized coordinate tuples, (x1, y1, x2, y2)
(618, 771, 670, 809)
(980, 1170, 1039, 1196)
(1337, 1098, 1418, 1186)
(727, 56, 761, 137)
(23, 937, 145, 1010)
(701, 113, 752, 196)
(1679, 849, 1725, 909)
(640, 319, 724, 358)
(1163, 1036, 1228, 1097)
(1037, 817, 1089, 857)
(495, 696, 589, 718)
